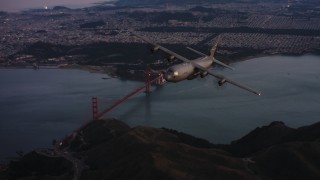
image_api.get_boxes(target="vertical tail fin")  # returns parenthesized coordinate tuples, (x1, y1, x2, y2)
(210, 35, 222, 58)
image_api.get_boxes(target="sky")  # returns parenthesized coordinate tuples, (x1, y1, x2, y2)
(0, 0, 115, 12)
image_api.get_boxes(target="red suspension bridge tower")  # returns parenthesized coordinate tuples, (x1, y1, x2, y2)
(92, 97, 99, 121)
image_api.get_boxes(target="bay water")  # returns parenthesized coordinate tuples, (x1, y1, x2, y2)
(1, 55, 320, 161)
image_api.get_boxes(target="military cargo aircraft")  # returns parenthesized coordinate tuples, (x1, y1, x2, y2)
(133, 32, 261, 96)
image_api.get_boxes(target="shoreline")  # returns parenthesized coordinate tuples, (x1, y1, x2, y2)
(1, 53, 319, 81)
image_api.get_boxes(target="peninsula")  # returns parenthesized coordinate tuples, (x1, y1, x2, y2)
(0, 0, 319, 80)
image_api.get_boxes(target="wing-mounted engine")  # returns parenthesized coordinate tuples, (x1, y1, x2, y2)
(200, 71, 208, 78)
(150, 46, 160, 53)
(166, 55, 175, 62)
(218, 79, 227, 86)
(187, 71, 208, 80)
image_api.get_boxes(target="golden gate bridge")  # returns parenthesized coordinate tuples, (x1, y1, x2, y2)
(91, 68, 165, 120)
(58, 68, 165, 147)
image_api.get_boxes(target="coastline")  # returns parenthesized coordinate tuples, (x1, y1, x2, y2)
(1, 52, 319, 82)
(0, 64, 117, 76)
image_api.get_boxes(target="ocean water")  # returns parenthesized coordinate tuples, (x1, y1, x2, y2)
(1, 55, 320, 161)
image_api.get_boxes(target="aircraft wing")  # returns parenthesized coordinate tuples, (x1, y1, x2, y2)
(133, 32, 193, 63)
(192, 63, 261, 96)
(132, 32, 261, 96)
(187, 47, 235, 70)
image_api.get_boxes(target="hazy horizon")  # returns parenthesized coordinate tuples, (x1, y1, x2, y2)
(0, 0, 115, 12)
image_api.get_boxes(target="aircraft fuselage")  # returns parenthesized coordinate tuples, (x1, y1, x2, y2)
(164, 57, 213, 82)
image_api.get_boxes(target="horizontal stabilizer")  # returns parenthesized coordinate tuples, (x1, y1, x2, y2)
(213, 59, 235, 70)
(187, 47, 234, 70)
(186, 47, 206, 56)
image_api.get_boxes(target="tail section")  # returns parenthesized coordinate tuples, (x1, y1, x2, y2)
(210, 35, 234, 70)
(210, 35, 222, 58)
